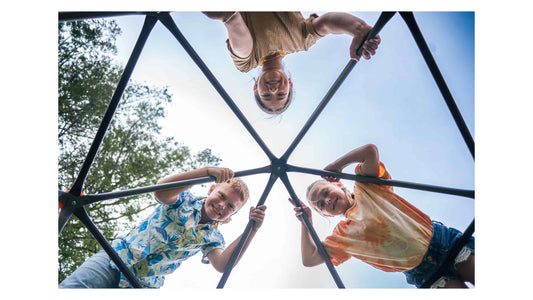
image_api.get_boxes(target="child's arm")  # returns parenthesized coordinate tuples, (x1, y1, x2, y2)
(311, 12, 381, 61)
(154, 167, 234, 205)
(324, 144, 380, 179)
(289, 199, 325, 267)
(207, 205, 267, 273)
(203, 12, 253, 58)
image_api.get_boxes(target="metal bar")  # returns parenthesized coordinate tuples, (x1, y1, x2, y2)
(69, 15, 158, 196)
(58, 11, 147, 22)
(420, 219, 475, 288)
(78, 165, 271, 205)
(280, 12, 396, 161)
(156, 13, 277, 162)
(399, 12, 475, 159)
(217, 173, 279, 288)
(73, 207, 143, 288)
(58, 190, 73, 234)
(287, 164, 474, 199)
(279, 172, 345, 288)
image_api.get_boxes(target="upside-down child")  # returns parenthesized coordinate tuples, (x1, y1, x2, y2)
(291, 144, 474, 288)
(59, 167, 266, 288)
(203, 11, 381, 114)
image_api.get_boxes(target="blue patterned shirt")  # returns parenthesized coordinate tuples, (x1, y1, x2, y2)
(110, 190, 225, 288)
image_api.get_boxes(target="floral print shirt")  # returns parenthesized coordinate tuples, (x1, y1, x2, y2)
(110, 190, 225, 288)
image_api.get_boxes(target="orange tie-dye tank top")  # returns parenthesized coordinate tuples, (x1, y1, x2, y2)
(323, 162, 433, 272)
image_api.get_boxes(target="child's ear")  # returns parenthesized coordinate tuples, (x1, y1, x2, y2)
(207, 184, 216, 195)
(253, 82, 257, 90)
(289, 78, 293, 88)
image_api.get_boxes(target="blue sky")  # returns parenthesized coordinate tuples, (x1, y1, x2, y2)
(2, 0, 532, 299)
(109, 11, 474, 289)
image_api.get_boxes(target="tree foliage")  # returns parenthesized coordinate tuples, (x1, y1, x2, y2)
(58, 19, 220, 282)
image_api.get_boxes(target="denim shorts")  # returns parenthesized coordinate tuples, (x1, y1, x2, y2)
(59, 250, 121, 288)
(403, 221, 475, 288)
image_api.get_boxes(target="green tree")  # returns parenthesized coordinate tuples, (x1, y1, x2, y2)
(58, 19, 221, 282)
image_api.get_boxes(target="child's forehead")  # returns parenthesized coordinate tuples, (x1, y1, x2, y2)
(309, 181, 330, 196)
(214, 183, 244, 200)
(213, 182, 233, 193)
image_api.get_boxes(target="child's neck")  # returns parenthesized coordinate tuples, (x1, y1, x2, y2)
(261, 55, 284, 72)
(199, 204, 213, 224)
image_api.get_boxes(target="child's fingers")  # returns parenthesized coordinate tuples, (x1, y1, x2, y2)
(250, 206, 266, 217)
(222, 168, 233, 182)
(250, 206, 266, 227)
(288, 197, 309, 208)
(322, 176, 339, 182)
(215, 168, 233, 183)
(255, 205, 266, 211)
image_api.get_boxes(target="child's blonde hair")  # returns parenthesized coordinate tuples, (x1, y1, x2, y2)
(306, 179, 354, 217)
(221, 177, 249, 204)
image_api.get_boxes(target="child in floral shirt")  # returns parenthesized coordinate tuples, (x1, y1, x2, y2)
(59, 167, 266, 288)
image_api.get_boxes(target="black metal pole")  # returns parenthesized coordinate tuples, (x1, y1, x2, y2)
(58, 191, 73, 234)
(281, 12, 396, 161)
(279, 171, 345, 288)
(69, 15, 158, 196)
(58, 11, 147, 22)
(399, 12, 475, 159)
(73, 207, 143, 288)
(78, 165, 271, 205)
(156, 13, 277, 162)
(420, 219, 475, 288)
(287, 164, 475, 199)
(217, 173, 279, 288)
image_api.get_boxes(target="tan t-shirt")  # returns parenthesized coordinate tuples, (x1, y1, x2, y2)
(227, 12, 323, 72)
(323, 162, 434, 272)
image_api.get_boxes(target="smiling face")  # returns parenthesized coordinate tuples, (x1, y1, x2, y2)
(307, 181, 353, 217)
(255, 70, 292, 113)
(202, 183, 245, 223)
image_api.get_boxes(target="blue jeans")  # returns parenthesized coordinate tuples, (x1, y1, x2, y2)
(404, 221, 475, 288)
(59, 250, 121, 288)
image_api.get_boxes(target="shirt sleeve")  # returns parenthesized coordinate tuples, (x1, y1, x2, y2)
(355, 161, 393, 192)
(323, 222, 355, 266)
(165, 189, 189, 209)
(200, 228, 226, 264)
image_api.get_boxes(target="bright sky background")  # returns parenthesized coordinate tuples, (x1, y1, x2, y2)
(109, 10, 474, 289)
(3, 1, 533, 300)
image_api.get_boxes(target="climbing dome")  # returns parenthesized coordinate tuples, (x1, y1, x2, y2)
(58, 11, 474, 288)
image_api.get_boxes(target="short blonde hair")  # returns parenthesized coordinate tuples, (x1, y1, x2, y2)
(215, 177, 249, 204)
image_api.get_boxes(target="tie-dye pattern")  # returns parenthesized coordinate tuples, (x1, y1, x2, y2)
(323, 162, 434, 272)
(110, 190, 225, 288)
